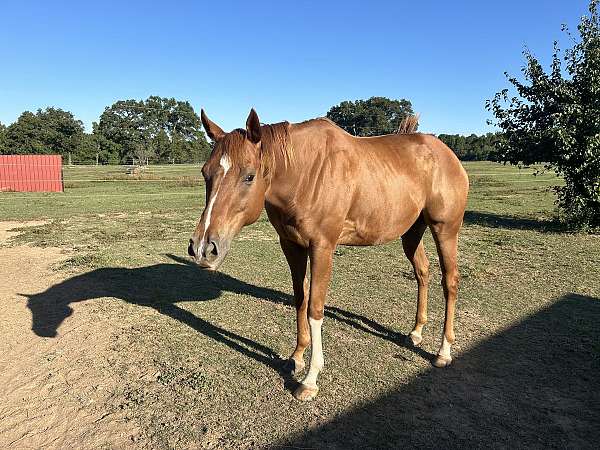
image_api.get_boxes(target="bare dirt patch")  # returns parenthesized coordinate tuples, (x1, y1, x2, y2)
(0, 221, 48, 243)
(0, 222, 139, 449)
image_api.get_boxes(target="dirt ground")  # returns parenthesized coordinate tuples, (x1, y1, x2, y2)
(0, 222, 138, 449)
(1, 205, 598, 449)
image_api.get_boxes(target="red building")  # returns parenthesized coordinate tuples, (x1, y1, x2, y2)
(0, 155, 64, 192)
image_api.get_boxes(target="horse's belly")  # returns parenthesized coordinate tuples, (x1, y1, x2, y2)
(337, 215, 414, 246)
(336, 172, 424, 246)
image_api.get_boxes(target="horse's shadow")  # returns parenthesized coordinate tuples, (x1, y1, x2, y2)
(22, 254, 431, 375)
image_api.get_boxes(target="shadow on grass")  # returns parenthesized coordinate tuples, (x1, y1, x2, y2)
(464, 210, 563, 232)
(275, 293, 600, 449)
(23, 254, 430, 373)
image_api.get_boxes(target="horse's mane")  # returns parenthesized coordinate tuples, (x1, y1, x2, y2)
(260, 122, 294, 175)
(219, 121, 293, 178)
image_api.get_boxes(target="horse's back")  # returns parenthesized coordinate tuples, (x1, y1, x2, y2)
(286, 120, 469, 244)
(349, 132, 468, 196)
(344, 132, 469, 238)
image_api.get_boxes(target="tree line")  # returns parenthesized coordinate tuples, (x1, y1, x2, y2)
(324, 96, 501, 160)
(437, 133, 500, 161)
(2, 0, 598, 230)
(0, 95, 501, 164)
(0, 96, 212, 164)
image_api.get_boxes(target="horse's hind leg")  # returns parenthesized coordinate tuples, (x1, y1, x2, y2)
(429, 222, 461, 368)
(401, 218, 429, 347)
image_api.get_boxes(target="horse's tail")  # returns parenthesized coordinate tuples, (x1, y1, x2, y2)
(396, 114, 420, 134)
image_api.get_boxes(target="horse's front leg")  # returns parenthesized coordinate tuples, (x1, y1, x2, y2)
(279, 238, 309, 375)
(293, 244, 333, 402)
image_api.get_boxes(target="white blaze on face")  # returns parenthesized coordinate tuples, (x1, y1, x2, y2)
(199, 154, 231, 256)
(302, 317, 324, 388)
(220, 153, 231, 173)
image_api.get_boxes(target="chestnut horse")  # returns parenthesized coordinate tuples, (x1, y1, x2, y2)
(188, 109, 469, 401)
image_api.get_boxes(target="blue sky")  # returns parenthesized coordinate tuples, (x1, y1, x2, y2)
(0, 1, 590, 135)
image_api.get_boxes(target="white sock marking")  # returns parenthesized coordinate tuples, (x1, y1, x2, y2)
(438, 335, 451, 359)
(302, 317, 324, 388)
(199, 154, 231, 255)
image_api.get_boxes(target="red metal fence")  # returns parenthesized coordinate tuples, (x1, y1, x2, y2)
(0, 155, 63, 192)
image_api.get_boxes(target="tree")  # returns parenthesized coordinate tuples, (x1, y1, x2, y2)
(95, 96, 211, 164)
(2, 108, 84, 156)
(438, 132, 501, 161)
(74, 131, 110, 164)
(487, 0, 600, 227)
(326, 96, 415, 136)
(90, 122, 120, 164)
(0, 122, 6, 153)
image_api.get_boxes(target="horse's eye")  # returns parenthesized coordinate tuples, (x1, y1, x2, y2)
(243, 174, 255, 184)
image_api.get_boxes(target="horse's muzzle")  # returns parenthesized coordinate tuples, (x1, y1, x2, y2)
(188, 236, 229, 270)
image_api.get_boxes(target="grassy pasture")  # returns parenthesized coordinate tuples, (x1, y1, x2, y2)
(1, 162, 598, 449)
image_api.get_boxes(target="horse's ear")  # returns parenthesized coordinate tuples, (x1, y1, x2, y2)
(201, 109, 225, 141)
(246, 108, 261, 144)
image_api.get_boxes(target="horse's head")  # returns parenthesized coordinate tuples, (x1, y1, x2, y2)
(188, 109, 268, 270)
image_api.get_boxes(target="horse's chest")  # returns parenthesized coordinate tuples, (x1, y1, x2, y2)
(264, 203, 309, 247)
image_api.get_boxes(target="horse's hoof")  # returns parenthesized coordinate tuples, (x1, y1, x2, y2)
(433, 354, 452, 368)
(406, 331, 423, 347)
(283, 358, 305, 376)
(293, 383, 319, 402)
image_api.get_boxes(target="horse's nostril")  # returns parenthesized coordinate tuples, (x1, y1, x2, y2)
(205, 241, 218, 258)
(188, 239, 196, 257)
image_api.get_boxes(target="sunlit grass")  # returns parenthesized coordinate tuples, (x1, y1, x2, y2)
(2, 161, 598, 448)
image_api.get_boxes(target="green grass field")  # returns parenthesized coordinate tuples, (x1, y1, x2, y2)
(0, 161, 564, 220)
(1, 162, 598, 449)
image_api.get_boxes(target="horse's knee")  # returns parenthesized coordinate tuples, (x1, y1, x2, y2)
(442, 269, 459, 295)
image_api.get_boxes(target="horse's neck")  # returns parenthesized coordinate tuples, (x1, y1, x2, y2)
(264, 121, 325, 208)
